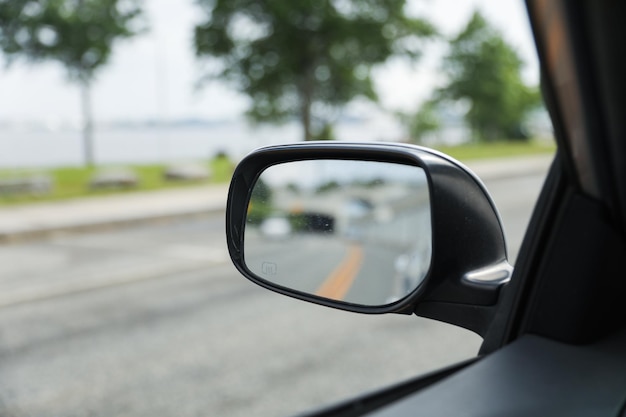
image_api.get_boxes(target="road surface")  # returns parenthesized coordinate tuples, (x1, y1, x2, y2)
(0, 172, 545, 417)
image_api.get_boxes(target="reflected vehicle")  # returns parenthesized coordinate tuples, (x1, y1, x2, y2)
(290, 212, 335, 234)
(393, 241, 432, 301)
(343, 197, 374, 219)
(259, 216, 292, 239)
(240, 159, 431, 306)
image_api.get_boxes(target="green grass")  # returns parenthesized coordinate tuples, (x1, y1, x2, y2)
(210, 155, 237, 183)
(432, 139, 556, 161)
(0, 156, 235, 206)
(0, 141, 555, 206)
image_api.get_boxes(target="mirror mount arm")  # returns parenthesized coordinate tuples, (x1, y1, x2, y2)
(415, 302, 501, 337)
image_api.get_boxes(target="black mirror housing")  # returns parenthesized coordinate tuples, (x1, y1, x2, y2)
(226, 142, 511, 335)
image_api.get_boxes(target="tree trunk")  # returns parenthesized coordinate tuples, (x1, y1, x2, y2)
(302, 108, 312, 141)
(301, 92, 312, 141)
(81, 78, 95, 167)
(299, 72, 314, 141)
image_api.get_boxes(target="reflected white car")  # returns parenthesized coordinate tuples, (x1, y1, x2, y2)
(260, 216, 292, 239)
(394, 244, 431, 295)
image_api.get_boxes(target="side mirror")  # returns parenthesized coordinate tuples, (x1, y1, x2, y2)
(226, 142, 511, 335)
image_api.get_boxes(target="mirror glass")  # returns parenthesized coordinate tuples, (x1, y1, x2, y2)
(243, 159, 431, 306)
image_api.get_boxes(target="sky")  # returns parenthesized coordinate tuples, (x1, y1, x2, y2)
(0, 0, 537, 128)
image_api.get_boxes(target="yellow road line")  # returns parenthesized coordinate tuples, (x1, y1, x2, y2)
(315, 244, 364, 301)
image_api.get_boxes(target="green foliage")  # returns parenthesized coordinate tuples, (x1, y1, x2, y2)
(0, 0, 143, 81)
(286, 183, 300, 194)
(311, 123, 336, 140)
(288, 213, 308, 232)
(194, 0, 436, 141)
(0, 0, 145, 166)
(438, 11, 541, 142)
(403, 99, 440, 144)
(247, 179, 273, 224)
(246, 202, 273, 225)
(209, 153, 235, 182)
(315, 180, 340, 194)
(250, 178, 272, 203)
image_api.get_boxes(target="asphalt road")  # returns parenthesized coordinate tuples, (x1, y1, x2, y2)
(0, 172, 545, 417)
(245, 202, 430, 305)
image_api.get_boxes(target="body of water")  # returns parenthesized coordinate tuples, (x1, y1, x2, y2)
(0, 118, 405, 168)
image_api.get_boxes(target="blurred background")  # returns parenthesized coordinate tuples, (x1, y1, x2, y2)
(0, 0, 553, 416)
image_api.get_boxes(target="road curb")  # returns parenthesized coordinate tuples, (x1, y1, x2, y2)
(0, 205, 225, 244)
(0, 183, 230, 244)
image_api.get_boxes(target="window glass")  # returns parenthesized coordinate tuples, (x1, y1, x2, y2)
(0, 1, 552, 416)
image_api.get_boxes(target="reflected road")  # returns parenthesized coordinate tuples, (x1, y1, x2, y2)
(245, 200, 431, 305)
(316, 243, 363, 300)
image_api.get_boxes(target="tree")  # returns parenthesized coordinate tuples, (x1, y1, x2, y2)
(194, 0, 435, 141)
(438, 11, 541, 142)
(0, 0, 144, 166)
(399, 98, 440, 144)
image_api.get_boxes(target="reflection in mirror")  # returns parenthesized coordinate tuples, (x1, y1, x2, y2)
(243, 160, 431, 307)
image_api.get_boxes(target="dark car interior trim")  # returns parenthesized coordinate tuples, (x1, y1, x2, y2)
(296, 358, 478, 417)
(368, 332, 626, 417)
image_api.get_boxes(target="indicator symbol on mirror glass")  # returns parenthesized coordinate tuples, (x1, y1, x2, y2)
(262, 262, 277, 275)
